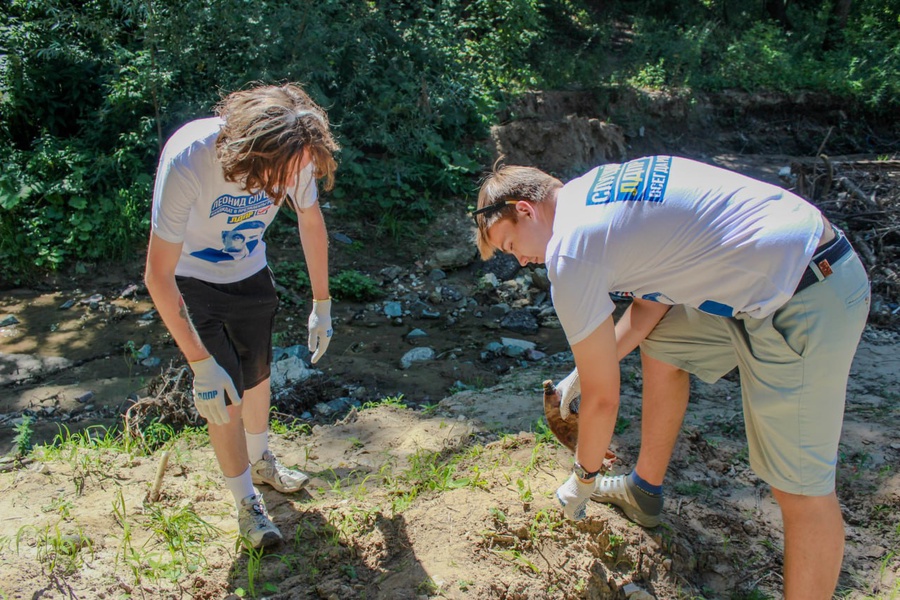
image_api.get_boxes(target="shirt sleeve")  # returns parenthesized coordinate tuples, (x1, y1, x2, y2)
(289, 163, 319, 209)
(550, 255, 616, 345)
(151, 154, 199, 244)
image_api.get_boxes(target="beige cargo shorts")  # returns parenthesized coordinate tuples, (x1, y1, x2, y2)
(641, 251, 870, 495)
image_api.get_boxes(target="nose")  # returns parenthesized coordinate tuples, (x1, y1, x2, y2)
(517, 254, 530, 267)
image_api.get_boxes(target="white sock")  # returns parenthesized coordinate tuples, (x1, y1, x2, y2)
(245, 430, 269, 464)
(224, 466, 255, 507)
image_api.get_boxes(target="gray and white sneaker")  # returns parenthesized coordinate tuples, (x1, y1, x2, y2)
(238, 491, 283, 549)
(251, 450, 310, 493)
(591, 473, 663, 528)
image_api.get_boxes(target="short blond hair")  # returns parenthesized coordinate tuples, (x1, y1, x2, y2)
(215, 83, 339, 206)
(474, 165, 562, 259)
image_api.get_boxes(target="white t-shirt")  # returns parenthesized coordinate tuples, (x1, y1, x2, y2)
(151, 117, 318, 283)
(547, 156, 823, 345)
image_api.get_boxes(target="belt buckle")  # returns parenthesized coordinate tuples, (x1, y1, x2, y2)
(817, 258, 833, 278)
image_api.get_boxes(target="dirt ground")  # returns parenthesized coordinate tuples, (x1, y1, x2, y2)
(1, 93, 899, 599)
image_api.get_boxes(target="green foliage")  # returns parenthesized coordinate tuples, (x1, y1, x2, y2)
(13, 415, 35, 457)
(331, 270, 382, 302)
(2, 0, 899, 279)
(272, 260, 311, 292)
(361, 394, 406, 410)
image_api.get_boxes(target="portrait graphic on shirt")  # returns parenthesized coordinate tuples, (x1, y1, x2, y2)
(190, 220, 266, 263)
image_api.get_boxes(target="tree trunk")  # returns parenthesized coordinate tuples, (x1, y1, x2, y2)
(823, 0, 853, 51)
(764, 0, 791, 29)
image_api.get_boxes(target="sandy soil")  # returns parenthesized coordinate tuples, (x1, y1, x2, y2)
(0, 320, 897, 599)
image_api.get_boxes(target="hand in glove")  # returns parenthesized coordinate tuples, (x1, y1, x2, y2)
(556, 472, 595, 520)
(189, 356, 241, 426)
(308, 298, 333, 364)
(557, 368, 582, 421)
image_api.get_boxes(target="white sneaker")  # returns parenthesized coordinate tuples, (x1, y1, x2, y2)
(591, 474, 663, 528)
(250, 450, 310, 493)
(238, 490, 283, 549)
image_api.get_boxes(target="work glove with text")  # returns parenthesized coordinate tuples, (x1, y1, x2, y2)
(308, 298, 333, 364)
(557, 368, 582, 421)
(556, 472, 595, 520)
(189, 356, 241, 426)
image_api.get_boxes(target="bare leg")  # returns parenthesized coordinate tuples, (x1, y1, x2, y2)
(207, 403, 249, 478)
(634, 351, 690, 486)
(771, 488, 844, 599)
(241, 378, 271, 436)
(207, 379, 270, 477)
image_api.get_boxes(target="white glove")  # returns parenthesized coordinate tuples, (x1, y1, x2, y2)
(557, 368, 582, 421)
(556, 472, 595, 520)
(308, 298, 333, 364)
(189, 356, 241, 426)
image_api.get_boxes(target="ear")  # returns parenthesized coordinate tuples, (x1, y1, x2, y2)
(514, 200, 537, 219)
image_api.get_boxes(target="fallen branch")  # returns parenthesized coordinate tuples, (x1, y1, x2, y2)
(838, 176, 879, 209)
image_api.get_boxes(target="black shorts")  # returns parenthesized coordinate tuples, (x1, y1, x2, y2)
(177, 267, 279, 401)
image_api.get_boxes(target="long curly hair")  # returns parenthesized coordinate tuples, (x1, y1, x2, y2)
(215, 83, 339, 206)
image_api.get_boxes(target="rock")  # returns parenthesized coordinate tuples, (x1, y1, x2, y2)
(482, 253, 521, 281)
(500, 310, 539, 335)
(0, 316, 20, 327)
(480, 272, 500, 289)
(59, 299, 76, 310)
(406, 328, 428, 340)
(428, 269, 447, 281)
(271, 357, 319, 389)
(491, 114, 626, 174)
(59, 534, 91, 555)
(380, 265, 404, 282)
(429, 247, 475, 270)
(332, 232, 354, 244)
(119, 283, 140, 298)
(75, 391, 95, 404)
(500, 337, 536, 351)
(324, 397, 352, 415)
(531, 267, 550, 290)
(274, 344, 311, 364)
(488, 303, 511, 317)
(622, 582, 656, 599)
(384, 301, 403, 318)
(400, 347, 435, 369)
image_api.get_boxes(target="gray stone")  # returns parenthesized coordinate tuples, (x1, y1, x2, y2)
(489, 303, 511, 317)
(271, 357, 319, 389)
(482, 253, 521, 281)
(500, 310, 539, 335)
(400, 347, 435, 369)
(531, 267, 550, 291)
(430, 247, 475, 270)
(406, 328, 428, 339)
(500, 337, 536, 351)
(0, 316, 20, 327)
(384, 302, 403, 317)
(332, 232, 354, 244)
(428, 269, 447, 281)
(380, 265, 404, 281)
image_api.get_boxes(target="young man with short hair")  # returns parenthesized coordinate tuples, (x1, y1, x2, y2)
(474, 156, 870, 598)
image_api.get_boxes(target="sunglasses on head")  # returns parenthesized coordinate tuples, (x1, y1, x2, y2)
(471, 200, 518, 224)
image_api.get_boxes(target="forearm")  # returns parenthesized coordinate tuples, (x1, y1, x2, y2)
(297, 206, 330, 300)
(571, 316, 621, 473)
(574, 395, 619, 473)
(614, 299, 670, 360)
(145, 272, 209, 363)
